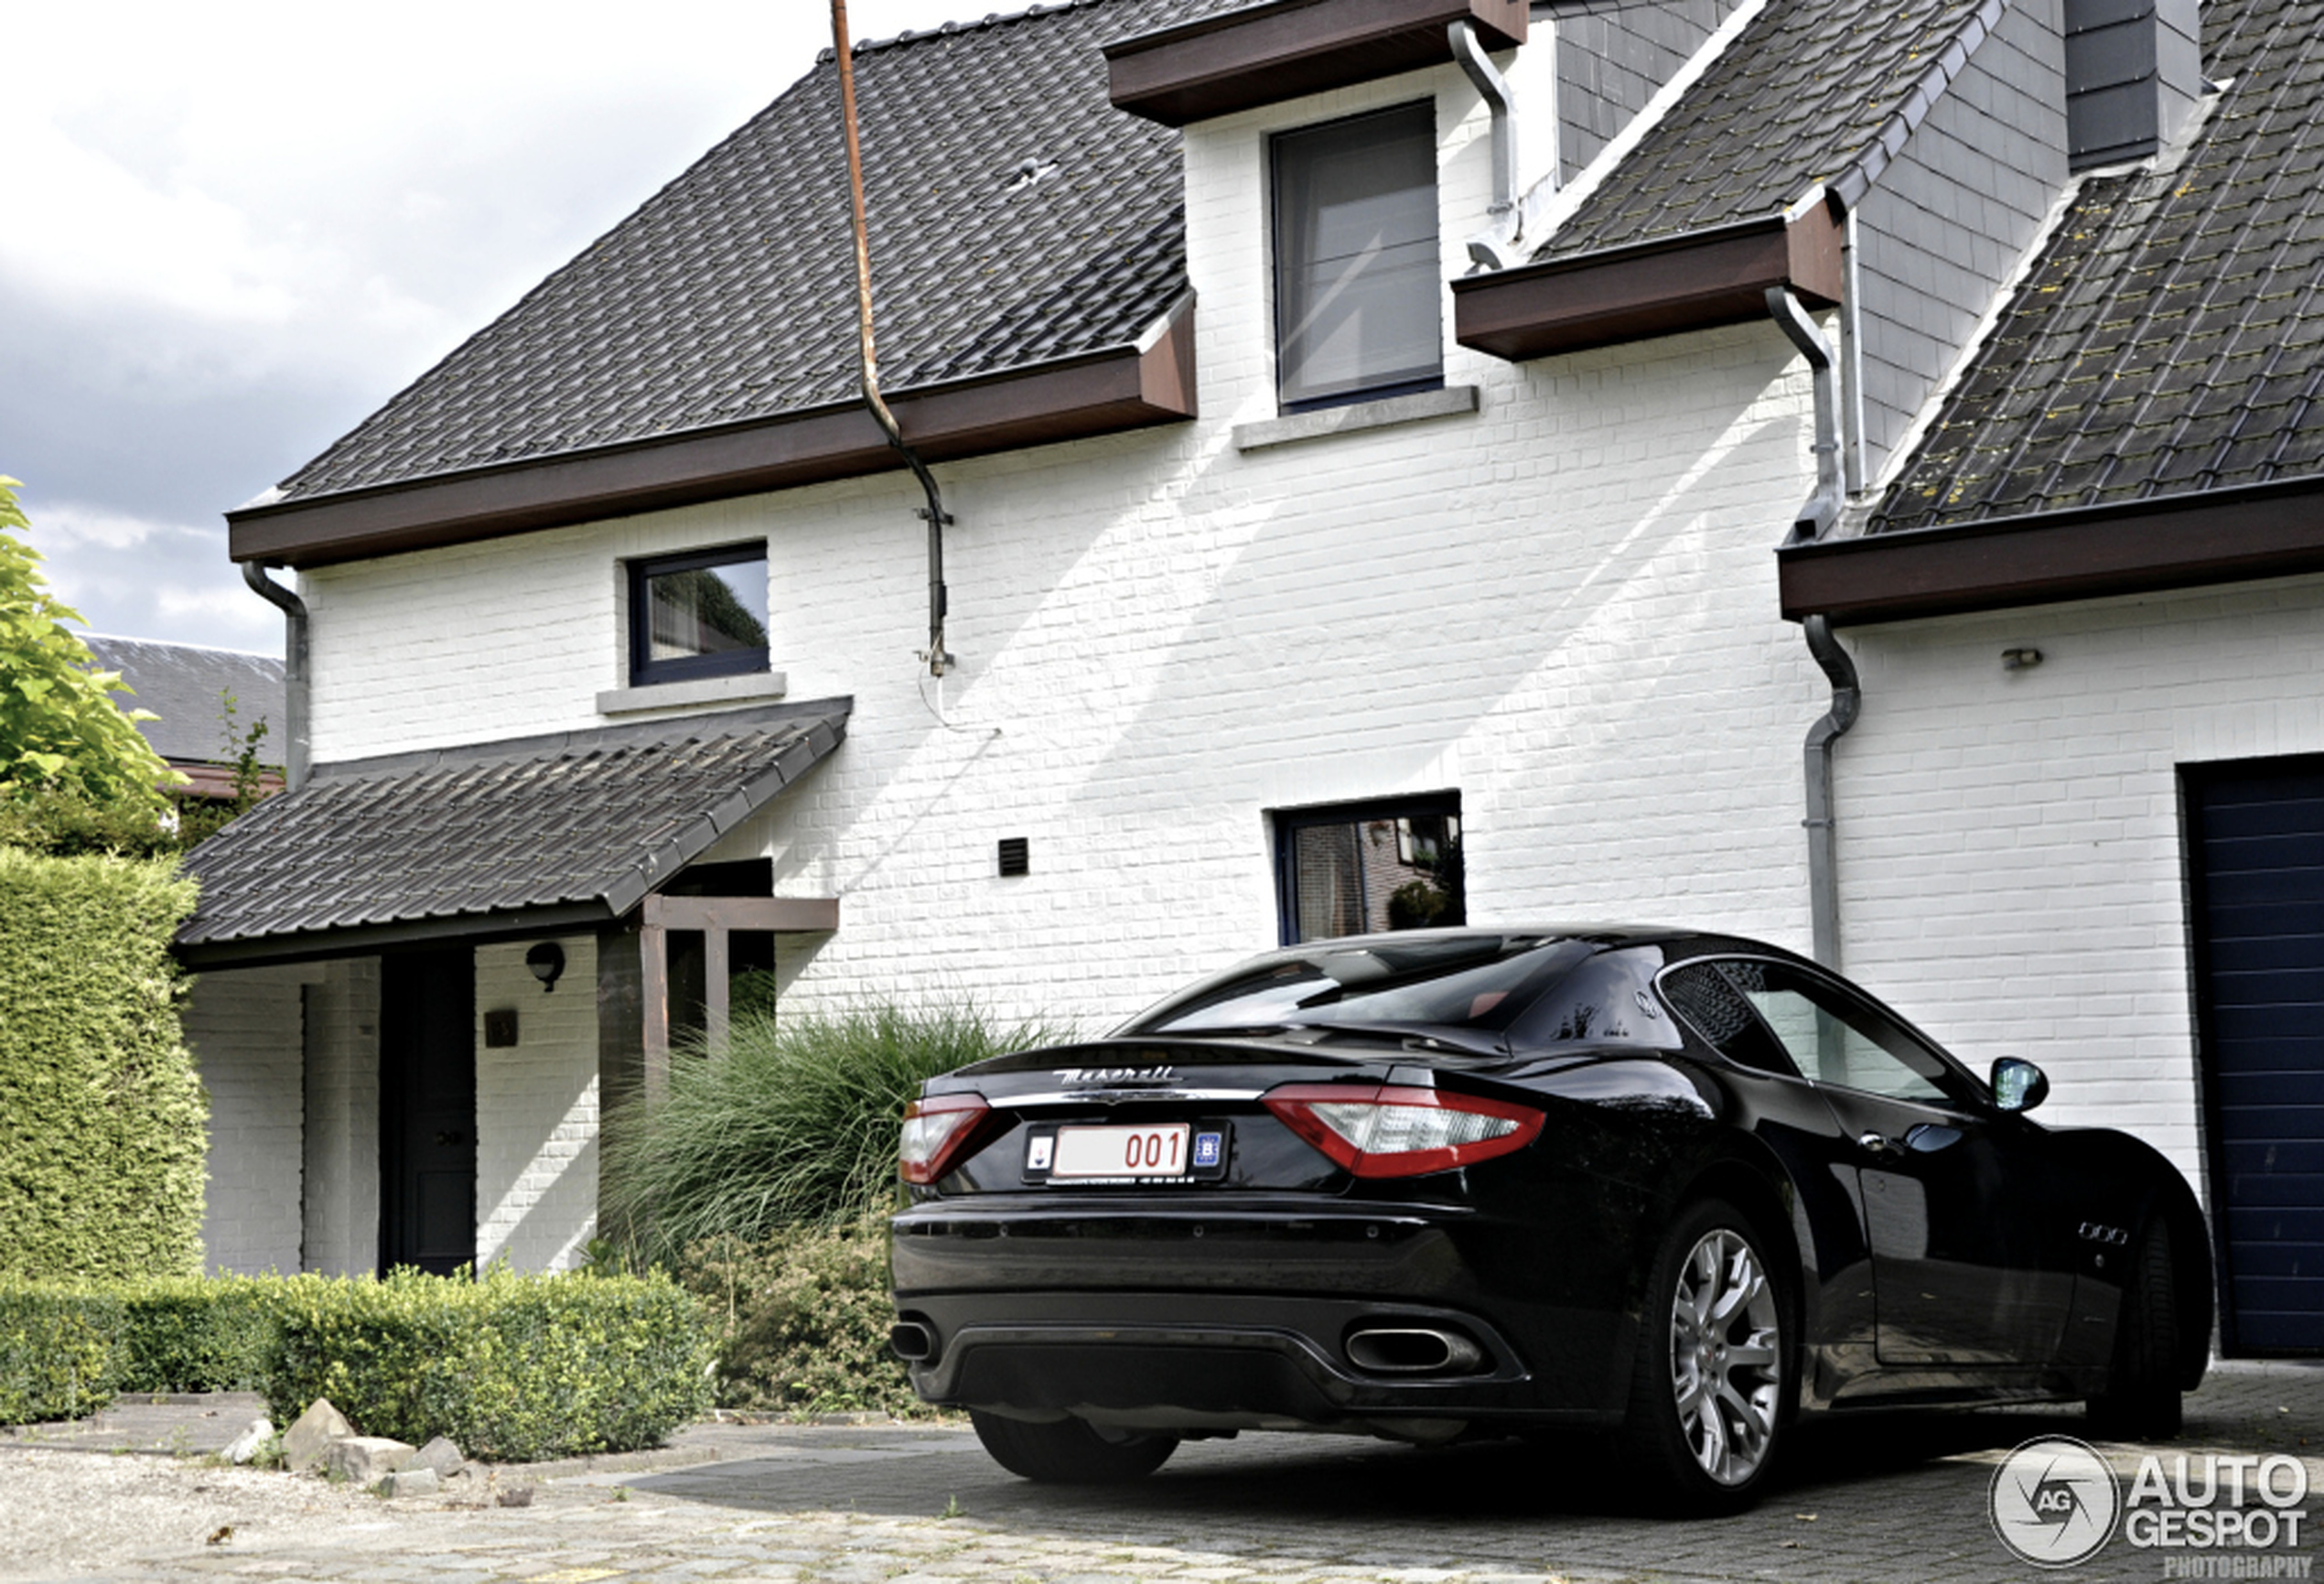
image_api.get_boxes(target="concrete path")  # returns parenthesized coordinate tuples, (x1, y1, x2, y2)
(3, 1363, 2318, 1583)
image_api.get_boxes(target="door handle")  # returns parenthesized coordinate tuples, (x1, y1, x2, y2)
(1858, 1131, 1904, 1162)
(435, 1130, 465, 1148)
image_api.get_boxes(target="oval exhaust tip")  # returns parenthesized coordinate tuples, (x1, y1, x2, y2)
(888, 1320, 937, 1363)
(1345, 1326, 1483, 1374)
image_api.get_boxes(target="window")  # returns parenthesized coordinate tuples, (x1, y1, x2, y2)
(629, 544, 769, 687)
(1662, 958, 1965, 1106)
(1272, 102, 1441, 412)
(1274, 793, 1461, 944)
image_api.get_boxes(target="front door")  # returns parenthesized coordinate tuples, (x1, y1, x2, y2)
(380, 948, 476, 1275)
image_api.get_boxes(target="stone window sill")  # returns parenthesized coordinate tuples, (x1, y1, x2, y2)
(1232, 384, 1480, 452)
(597, 671, 789, 717)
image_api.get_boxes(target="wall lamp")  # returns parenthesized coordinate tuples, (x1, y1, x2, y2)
(525, 942, 566, 993)
(2001, 647, 2043, 672)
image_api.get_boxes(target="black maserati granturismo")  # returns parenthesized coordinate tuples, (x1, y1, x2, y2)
(888, 927, 2211, 1512)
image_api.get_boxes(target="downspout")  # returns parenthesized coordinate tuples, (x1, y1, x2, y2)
(1766, 286, 1856, 969)
(1452, 19, 1559, 270)
(241, 561, 310, 790)
(831, 0, 953, 677)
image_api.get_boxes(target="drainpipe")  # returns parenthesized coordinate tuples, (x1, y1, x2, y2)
(241, 561, 310, 790)
(1766, 285, 1856, 968)
(1452, 19, 1557, 271)
(831, 0, 953, 677)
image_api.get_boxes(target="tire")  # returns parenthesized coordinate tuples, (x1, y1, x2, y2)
(968, 1409, 1178, 1483)
(2088, 1220, 2182, 1440)
(1618, 1198, 1791, 1515)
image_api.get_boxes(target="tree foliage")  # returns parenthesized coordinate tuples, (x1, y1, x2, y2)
(0, 477, 179, 811)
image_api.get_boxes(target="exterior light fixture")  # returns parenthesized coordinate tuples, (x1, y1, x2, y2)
(525, 942, 566, 992)
(2002, 647, 2043, 672)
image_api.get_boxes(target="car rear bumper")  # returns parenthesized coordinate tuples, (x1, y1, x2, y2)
(891, 1196, 1635, 1429)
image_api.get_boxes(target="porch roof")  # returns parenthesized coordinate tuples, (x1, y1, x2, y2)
(175, 702, 849, 968)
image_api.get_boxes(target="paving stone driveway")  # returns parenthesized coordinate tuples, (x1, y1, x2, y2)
(5, 1364, 2319, 1584)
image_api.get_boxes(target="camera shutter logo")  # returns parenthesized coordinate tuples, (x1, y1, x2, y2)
(1991, 1436, 2123, 1568)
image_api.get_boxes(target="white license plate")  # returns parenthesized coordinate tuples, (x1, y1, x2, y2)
(1050, 1123, 1193, 1179)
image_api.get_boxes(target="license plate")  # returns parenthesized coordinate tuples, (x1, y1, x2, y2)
(1050, 1123, 1192, 1179)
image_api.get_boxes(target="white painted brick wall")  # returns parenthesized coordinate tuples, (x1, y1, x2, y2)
(475, 937, 598, 1272)
(297, 59, 1832, 1042)
(302, 957, 380, 1276)
(1831, 574, 2324, 1207)
(183, 965, 307, 1274)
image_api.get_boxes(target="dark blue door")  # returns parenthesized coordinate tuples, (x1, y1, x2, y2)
(2190, 759, 2324, 1354)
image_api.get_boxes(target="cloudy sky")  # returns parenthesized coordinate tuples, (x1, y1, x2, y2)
(5, 0, 983, 657)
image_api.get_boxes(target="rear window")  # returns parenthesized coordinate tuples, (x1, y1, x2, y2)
(1122, 935, 1595, 1037)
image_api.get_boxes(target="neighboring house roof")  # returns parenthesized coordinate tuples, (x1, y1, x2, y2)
(1781, 0, 2324, 623)
(81, 634, 285, 767)
(176, 703, 849, 967)
(231, 0, 1230, 569)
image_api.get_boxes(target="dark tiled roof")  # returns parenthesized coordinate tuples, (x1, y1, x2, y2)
(178, 703, 848, 952)
(1538, 0, 2002, 260)
(82, 636, 285, 766)
(1870, 0, 2324, 533)
(275, 1, 1233, 503)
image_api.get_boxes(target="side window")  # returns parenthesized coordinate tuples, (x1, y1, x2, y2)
(1272, 794, 1460, 944)
(1661, 962, 1799, 1076)
(1717, 961, 1956, 1106)
(1272, 102, 1442, 412)
(628, 544, 769, 687)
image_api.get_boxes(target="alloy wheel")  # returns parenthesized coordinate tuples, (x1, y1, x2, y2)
(1668, 1226, 1782, 1485)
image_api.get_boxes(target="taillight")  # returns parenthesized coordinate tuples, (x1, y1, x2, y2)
(899, 1093, 990, 1185)
(1263, 1083, 1543, 1179)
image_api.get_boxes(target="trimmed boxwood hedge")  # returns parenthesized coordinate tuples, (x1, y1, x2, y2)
(0, 847, 204, 1281)
(0, 1269, 715, 1460)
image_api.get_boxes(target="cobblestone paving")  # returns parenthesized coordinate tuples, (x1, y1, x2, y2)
(4, 1364, 2317, 1584)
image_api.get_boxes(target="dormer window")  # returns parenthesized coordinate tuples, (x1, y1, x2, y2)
(629, 544, 769, 686)
(1272, 102, 1442, 413)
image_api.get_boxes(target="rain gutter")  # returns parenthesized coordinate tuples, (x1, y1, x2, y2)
(240, 562, 310, 790)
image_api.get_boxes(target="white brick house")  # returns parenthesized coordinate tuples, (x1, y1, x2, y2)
(179, 0, 2324, 1354)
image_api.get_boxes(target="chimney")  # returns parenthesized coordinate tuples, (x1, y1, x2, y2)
(2063, 0, 2202, 169)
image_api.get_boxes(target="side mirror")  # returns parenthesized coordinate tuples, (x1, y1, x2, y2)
(1991, 1056, 2049, 1115)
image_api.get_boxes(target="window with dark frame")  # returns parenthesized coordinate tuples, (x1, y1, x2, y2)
(1273, 793, 1463, 945)
(1272, 101, 1443, 413)
(628, 544, 769, 687)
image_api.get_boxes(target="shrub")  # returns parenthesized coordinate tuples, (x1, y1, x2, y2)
(263, 1266, 715, 1461)
(602, 1001, 1073, 1262)
(0, 1281, 120, 1424)
(113, 1275, 276, 1394)
(674, 1220, 926, 1417)
(0, 847, 204, 1280)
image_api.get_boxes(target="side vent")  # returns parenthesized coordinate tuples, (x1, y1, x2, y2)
(2063, 0, 2202, 170)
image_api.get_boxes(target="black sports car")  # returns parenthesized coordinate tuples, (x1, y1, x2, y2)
(888, 928, 2211, 1512)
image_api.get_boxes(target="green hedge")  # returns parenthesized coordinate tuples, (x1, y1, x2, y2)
(264, 1267, 715, 1460)
(0, 1280, 120, 1424)
(113, 1275, 276, 1394)
(674, 1220, 929, 1417)
(0, 847, 204, 1280)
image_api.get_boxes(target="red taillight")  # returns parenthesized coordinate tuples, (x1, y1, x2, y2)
(899, 1093, 990, 1185)
(1262, 1083, 1544, 1179)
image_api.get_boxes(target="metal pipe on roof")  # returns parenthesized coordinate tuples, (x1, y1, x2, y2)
(832, 0, 954, 678)
(240, 561, 309, 790)
(1766, 286, 1843, 544)
(1449, 21, 1517, 220)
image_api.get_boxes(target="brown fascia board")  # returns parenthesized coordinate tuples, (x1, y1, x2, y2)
(174, 900, 620, 972)
(1452, 206, 1845, 362)
(1104, 0, 1525, 127)
(228, 308, 1198, 570)
(1777, 475, 2324, 626)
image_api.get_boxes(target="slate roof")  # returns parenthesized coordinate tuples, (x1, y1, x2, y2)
(1871, 0, 2324, 533)
(177, 703, 848, 957)
(1538, 0, 2004, 260)
(274, 0, 1236, 504)
(82, 636, 286, 766)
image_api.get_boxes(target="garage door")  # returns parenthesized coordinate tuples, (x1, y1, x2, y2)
(2190, 758, 2324, 1354)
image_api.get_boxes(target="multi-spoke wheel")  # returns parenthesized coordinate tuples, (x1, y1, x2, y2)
(1621, 1198, 1791, 1514)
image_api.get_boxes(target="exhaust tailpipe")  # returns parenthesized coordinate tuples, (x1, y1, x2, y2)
(1345, 1326, 1484, 1375)
(888, 1320, 938, 1363)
